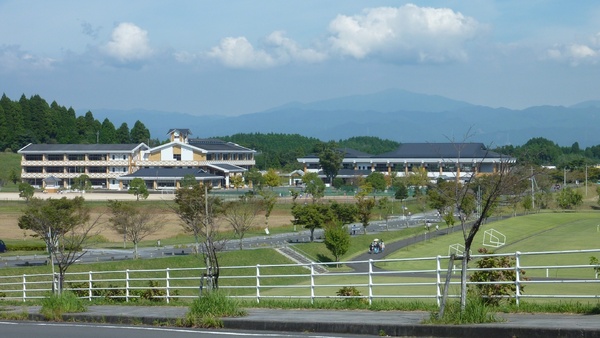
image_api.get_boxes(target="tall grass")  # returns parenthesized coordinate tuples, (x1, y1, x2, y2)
(185, 291, 246, 328)
(40, 292, 87, 321)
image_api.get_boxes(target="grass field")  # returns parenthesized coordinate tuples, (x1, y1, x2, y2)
(2, 201, 600, 307)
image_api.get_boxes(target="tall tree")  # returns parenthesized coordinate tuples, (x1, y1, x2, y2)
(291, 202, 332, 242)
(258, 189, 277, 232)
(99, 118, 117, 144)
(108, 200, 164, 258)
(355, 183, 376, 235)
(115, 122, 131, 143)
(222, 195, 262, 250)
(366, 171, 387, 192)
(316, 141, 344, 185)
(128, 178, 149, 201)
(431, 142, 522, 316)
(18, 197, 102, 293)
(263, 169, 280, 189)
(130, 120, 151, 143)
(172, 183, 224, 289)
(323, 221, 350, 266)
(72, 174, 92, 192)
(302, 172, 325, 202)
(0, 94, 25, 151)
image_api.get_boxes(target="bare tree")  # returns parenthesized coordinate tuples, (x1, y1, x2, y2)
(222, 195, 262, 250)
(18, 196, 102, 293)
(108, 200, 164, 259)
(171, 183, 225, 290)
(435, 141, 522, 313)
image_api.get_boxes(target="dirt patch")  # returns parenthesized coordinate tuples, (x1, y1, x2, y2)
(0, 192, 293, 242)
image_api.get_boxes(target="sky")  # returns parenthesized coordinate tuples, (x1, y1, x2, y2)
(2, 1, 600, 116)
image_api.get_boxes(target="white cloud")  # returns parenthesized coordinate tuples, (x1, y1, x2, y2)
(0, 45, 55, 72)
(327, 4, 482, 63)
(103, 22, 153, 63)
(545, 33, 600, 66)
(206, 32, 327, 69)
(265, 31, 328, 63)
(207, 36, 275, 69)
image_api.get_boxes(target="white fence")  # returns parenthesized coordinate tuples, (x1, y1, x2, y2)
(1, 248, 600, 306)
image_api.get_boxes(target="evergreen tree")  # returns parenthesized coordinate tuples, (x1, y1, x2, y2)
(0, 94, 26, 151)
(100, 118, 117, 144)
(116, 122, 131, 143)
(130, 120, 150, 143)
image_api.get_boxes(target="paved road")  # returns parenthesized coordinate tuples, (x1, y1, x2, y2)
(2, 305, 599, 337)
(0, 210, 440, 268)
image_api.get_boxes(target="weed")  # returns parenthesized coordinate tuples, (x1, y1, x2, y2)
(40, 292, 87, 321)
(185, 291, 246, 328)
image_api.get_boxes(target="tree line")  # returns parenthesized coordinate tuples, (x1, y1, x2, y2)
(0, 94, 153, 151)
(5, 93, 600, 174)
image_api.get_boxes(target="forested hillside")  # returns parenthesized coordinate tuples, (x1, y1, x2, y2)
(218, 133, 400, 170)
(0, 94, 153, 152)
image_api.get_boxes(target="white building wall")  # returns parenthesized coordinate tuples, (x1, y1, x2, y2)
(160, 147, 174, 160)
(182, 147, 194, 161)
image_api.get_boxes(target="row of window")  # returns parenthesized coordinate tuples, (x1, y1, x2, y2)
(206, 153, 253, 161)
(22, 166, 128, 174)
(24, 154, 130, 161)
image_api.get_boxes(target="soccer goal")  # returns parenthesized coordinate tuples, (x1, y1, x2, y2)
(483, 228, 506, 248)
(448, 243, 467, 257)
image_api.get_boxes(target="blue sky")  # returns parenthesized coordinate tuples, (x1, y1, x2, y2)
(2, 1, 600, 116)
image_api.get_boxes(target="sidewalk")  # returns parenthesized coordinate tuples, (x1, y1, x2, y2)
(4, 305, 600, 337)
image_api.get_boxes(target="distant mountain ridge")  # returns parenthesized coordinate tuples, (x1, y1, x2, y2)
(84, 89, 600, 148)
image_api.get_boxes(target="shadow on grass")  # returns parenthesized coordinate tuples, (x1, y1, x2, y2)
(317, 254, 333, 263)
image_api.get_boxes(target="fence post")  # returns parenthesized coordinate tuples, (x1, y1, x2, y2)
(310, 263, 315, 305)
(255, 264, 261, 304)
(125, 269, 130, 302)
(436, 255, 442, 307)
(368, 259, 373, 305)
(515, 251, 521, 307)
(22, 274, 27, 302)
(165, 268, 170, 304)
(88, 271, 93, 301)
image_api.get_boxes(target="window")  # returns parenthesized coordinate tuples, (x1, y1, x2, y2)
(25, 155, 43, 161)
(88, 166, 107, 173)
(48, 154, 63, 161)
(88, 154, 106, 161)
(46, 166, 64, 173)
(173, 154, 181, 161)
(68, 154, 85, 161)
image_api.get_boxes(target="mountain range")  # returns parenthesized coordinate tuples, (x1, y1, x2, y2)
(85, 89, 600, 148)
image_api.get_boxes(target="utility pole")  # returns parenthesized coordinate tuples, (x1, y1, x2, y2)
(531, 167, 535, 210)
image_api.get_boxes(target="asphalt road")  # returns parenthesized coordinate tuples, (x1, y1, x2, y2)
(0, 211, 441, 269)
(0, 321, 376, 338)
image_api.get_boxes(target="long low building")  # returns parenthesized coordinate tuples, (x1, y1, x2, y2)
(297, 142, 516, 181)
(18, 128, 256, 191)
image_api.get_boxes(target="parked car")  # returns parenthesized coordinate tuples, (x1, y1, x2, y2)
(0, 240, 5, 253)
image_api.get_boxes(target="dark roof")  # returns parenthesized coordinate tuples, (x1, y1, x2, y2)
(317, 169, 372, 178)
(300, 147, 371, 159)
(340, 148, 372, 158)
(373, 143, 506, 159)
(118, 168, 223, 180)
(167, 128, 192, 135)
(208, 163, 247, 172)
(188, 138, 255, 152)
(18, 143, 146, 153)
(43, 176, 62, 183)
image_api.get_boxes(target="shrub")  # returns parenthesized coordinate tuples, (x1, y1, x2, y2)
(336, 286, 367, 305)
(469, 248, 527, 306)
(140, 280, 166, 302)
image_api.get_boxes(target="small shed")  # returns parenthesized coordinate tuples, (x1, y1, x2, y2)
(43, 176, 62, 193)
